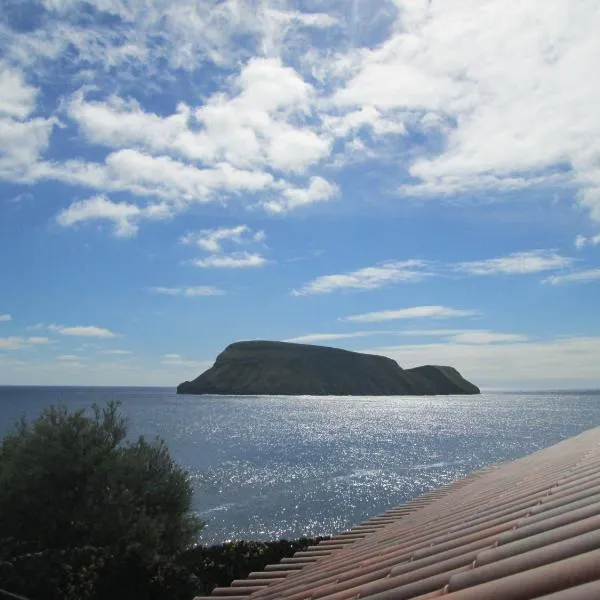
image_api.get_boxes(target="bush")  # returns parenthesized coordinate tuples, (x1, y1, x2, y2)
(180, 537, 330, 596)
(0, 402, 203, 600)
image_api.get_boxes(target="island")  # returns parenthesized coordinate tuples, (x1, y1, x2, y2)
(176, 340, 480, 396)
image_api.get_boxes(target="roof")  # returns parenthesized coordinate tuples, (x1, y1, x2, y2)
(209, 426, 600, 600)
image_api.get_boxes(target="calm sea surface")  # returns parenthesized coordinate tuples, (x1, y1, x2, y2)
(1, 386, 599, 544)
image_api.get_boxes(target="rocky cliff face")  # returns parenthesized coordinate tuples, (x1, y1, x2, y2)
(176, 340, 480, 396)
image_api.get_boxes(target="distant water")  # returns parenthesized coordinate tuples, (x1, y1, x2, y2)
(1, 386, 599, 544)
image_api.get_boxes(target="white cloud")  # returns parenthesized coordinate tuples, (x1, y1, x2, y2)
(263, 176, 338, 213)
(285, 328, 528, 346)
(56, 354, 81, 361)
(98, 349, 132, 355)
(575, 234, 600, 249)
(32, 150, 274, 207)
(292, 260, 429, 295)
(0, 62, 37, 119)
(285, 331, 386, 344)
(0, 338, 24, 350)
(0, 336, 51, 350)
(27, 337, 51, 344)
(343, 305, 478, 323)
(56, 194, 142, 237)
(181, 225, 264, 253)
(456, 250, 573, 275)
(0, 116, 56, 176)
(67, 57, 328, 176)
(182, 224, 268, 269)
(194, 57, 327, 172)
(0, 314, 11, 322)
(192, 252, 267, 269)
(48, 324, 117, 337)
(2, 1, 600, 229)
(330, 1, 600, 219)
(149, 286, 224, 297)
(396, 329, 472, 337)
(0, 64, 56, 179)
(447, 331, 529, 345)
(544, 269, 600, 285)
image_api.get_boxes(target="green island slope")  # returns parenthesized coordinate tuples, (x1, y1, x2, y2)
(177, 340, 480, 396)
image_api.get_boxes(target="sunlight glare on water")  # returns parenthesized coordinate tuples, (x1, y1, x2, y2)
(1, 387, 599, 543)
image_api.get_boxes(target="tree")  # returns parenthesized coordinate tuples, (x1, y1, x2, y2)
(0, 402, 203, 599)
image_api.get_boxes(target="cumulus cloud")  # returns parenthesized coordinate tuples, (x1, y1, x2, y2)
(343, 306, 478, 323)
(48, 324, 117, 337)
(1, 1, 600, 231)
(292, 260, 429, 295)
(263, 176, 338, 213)
(56, 194, 142, 237)
(0, 314, 11, 322)
(0, 62, 37, 119)
(330, 1, 600, 219)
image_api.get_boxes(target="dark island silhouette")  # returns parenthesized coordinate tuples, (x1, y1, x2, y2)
(176, 340, 480, 396)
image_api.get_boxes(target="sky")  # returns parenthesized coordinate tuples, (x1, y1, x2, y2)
(1, 0, 600, 389)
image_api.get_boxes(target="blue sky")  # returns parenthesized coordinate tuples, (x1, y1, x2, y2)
(1, 0, 600, 388)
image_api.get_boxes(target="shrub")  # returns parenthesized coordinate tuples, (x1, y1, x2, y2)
(180, 537, 330, 596)
(0, 402, 203, 600)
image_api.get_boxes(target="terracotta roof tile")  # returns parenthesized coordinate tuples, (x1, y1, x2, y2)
(208, 427, 600, 600)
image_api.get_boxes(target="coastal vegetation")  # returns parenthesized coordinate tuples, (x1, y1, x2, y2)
(0, 402, 324, 598)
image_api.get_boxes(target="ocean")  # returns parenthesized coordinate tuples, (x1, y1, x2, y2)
(1, 386, 599, 545)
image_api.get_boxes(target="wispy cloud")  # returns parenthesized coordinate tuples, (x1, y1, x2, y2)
(343, 305, 478, 323)
(0, 336, 51, 350)
(455, 250, 573, 276)
(192, 252, 267, 269)
(161, 353, 211, 370)
(544, 269, 600, 285)
(396, 329, 472, 337)
(575, 234, 600, 249)
(0, 314, 11, 322)
(97, 349, 132, 355)
(292, 260, 429, 296)
(285, 331, 386, 344)
(56, 354, 81, 361)
(149, 286, 225, 297)
(447, 331, 529, 344)
(181, 225, 265, 253)
(48, 324, 118, 338)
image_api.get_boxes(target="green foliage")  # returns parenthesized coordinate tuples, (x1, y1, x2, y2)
(0, 402, 203, 600)
(178, 537, 329, 596)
